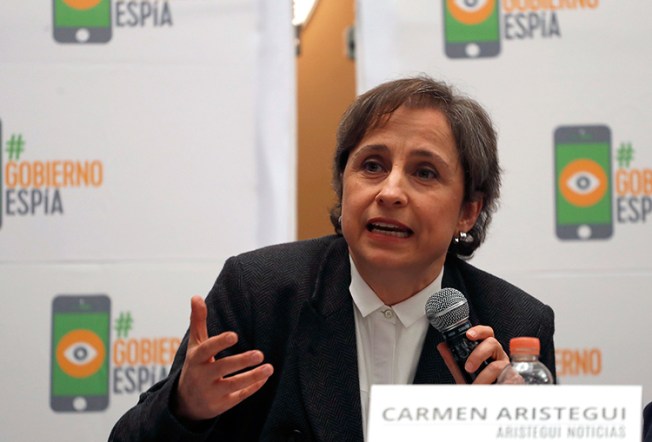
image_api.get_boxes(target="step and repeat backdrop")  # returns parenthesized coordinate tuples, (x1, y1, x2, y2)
(0, 1, 293, 440)
(357, 0, 652, 404)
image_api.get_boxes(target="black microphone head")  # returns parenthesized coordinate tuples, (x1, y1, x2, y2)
(425, 287, 470, 332)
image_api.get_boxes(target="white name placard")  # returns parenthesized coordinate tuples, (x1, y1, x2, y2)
(368, 385, 642, 442)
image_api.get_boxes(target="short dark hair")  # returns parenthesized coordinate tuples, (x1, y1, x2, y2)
(329, 76, 501, 258)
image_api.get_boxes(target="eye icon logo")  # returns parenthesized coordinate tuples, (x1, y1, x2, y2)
(559, 159, 608, 207)
(447, 0, 496, 25)
(51, 295, 110, 412)
(56, 329, 105, 378)
(554, 125, 612, 241)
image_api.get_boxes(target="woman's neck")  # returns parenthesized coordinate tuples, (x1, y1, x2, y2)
(352, 259, 443, 306)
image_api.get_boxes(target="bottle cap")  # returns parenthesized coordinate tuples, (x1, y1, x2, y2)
(509, 337, 540, 355)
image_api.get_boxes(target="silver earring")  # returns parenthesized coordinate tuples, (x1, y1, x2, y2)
(338, 215, 342, 226)
(454, 231, 469, 244)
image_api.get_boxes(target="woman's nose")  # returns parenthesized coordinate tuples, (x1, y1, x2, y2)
(375, 170, 408, 206)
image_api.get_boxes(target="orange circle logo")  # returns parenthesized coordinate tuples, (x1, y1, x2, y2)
(447, 0, 496, 25)
(62, 0, 102, 10)
(56, 329, 105, 378)
(559, 159, 608, 207)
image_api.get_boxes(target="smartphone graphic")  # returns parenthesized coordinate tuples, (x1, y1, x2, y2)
(554, 125, 612, 240)
(443, 0, 501, 59)
(53, 0, 112, 44)
(51, 295, 111, 412)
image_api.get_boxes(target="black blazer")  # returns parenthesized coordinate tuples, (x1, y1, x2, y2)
(110, 235, 556, 441)
(644, 402, 652, 442)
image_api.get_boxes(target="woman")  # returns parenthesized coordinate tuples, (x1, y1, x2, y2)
(110, 76, 556, 441)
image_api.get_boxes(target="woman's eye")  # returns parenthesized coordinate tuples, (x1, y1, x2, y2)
(416, 168, 437, 180)
(362, 161, 383, 173)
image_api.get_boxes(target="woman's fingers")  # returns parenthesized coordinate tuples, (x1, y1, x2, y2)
(201, 363, 274, 416)
(464, 325, 509, 384)
(188, 332, 238, 365)
(219, 364, 275, 399)
(188, 296, 209, 346)
(174, 296, 274, 421)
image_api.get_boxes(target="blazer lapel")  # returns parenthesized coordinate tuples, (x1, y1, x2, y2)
(412, 326, 455, 384)
(295, 238, 364, 440)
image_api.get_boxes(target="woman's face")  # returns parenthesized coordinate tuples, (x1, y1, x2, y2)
(341, 105, 481, 281)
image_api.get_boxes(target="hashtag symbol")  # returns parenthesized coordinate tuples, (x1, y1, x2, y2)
(5, 134, 25, 161)
(115, 311, 134, 338)
(616, 142, 634, 168)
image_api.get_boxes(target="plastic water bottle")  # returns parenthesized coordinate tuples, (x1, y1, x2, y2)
(496, 337, 554, 385)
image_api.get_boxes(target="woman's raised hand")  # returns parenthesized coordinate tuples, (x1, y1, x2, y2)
(174, 296, 274, 421)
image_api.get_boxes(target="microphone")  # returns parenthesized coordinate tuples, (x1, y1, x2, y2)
(425, 287, 488, 384)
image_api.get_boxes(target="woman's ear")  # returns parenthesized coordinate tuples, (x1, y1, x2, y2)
(458, 197, 483, 233)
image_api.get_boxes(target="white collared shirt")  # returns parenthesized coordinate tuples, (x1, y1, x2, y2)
(349, 257, 442, 439)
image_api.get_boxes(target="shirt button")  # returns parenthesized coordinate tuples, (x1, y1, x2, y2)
(383, 309, 394, 319)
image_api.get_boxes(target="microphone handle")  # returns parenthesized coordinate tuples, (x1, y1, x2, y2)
(442, 321, 490, 384)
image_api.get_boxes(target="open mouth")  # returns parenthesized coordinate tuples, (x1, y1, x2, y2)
(366, 222, 413, 238)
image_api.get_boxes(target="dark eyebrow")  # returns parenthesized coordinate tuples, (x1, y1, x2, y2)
(410, 148, 439, 160)
(351, 144, 389, 158)
(409, 149, 453, 172)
